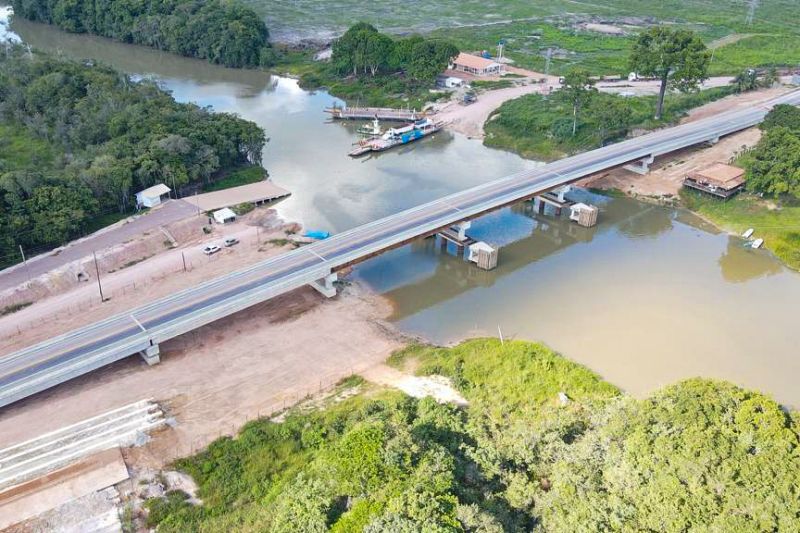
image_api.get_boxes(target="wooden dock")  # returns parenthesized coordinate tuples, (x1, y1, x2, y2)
(325, 106, 425, 122)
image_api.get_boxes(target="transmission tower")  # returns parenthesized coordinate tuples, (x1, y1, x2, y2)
(544, 48, 552, 75)
(745, 0, 759, 26)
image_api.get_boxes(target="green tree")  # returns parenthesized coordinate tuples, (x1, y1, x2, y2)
(629, 27, 710, 120)
(560, 69, 596, 136)
(731, 69, 759, 93)
(761, 104, 800, 134)
(747, 127, 800, 199)
(407, 40, 459, 84)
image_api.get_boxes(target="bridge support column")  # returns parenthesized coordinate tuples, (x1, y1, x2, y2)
(706, 136, 720, 145)
(310, 272, 338, 298)
(553, 185, 572, 202)
(139, 344, 160, 366)
(453, 221, 471, 241)
(624, 154, 655, 175)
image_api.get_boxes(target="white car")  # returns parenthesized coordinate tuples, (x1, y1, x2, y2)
(224, 237, 239, 247)
(203, 244, 221, 255)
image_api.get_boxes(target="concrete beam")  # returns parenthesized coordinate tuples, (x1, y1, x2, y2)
(624, 154, 655, 175)
(139, 344, 160, 366)
(310, 272, 338, 298)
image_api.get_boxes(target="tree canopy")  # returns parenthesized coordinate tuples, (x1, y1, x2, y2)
(10, 0, 275, 68)
(0, 47, 265, 267)
(629, 27, 710, 119)
(331, 23, 458, 84)
(143, 339, 800, 532)
(743, 104, 800, 200)
(560, 68, 596, 136)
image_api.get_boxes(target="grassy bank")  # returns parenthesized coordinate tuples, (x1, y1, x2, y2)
(202, 166, 266, 192)
(144, 338, 800, 532)
(682, 191, 800, 271)
(484, 86, 735, 161)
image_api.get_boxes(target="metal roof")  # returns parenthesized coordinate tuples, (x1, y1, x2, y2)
(136, 183, 171, 198)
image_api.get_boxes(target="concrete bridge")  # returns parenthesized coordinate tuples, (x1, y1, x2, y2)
(1, 89, 798, 408)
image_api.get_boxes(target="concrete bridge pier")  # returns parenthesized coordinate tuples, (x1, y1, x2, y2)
(624, 154, 655, 175)
(453, 221, 472, 240)
(310, 272, 338, 298)
(139, 344, 160, 366)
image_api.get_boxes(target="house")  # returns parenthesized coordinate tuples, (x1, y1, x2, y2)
(135, 183, 171, 208)
(450, 53, 503, 77)
(213, 207, 237, 224)
(683, 163, 746, 199)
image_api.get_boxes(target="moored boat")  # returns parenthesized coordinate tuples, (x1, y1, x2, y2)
(348, 118, 444, 157)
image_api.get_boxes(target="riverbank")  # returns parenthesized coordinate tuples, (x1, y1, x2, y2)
(134, 337, 800, 532)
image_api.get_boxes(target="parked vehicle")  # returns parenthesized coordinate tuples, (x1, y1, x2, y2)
(224, 237, 239, 247)
(203, 244, 221, 255)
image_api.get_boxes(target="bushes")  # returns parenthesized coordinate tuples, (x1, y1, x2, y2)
(145, 340, 800, 531)
(484, 86, 736, 160)
(10, 0, 273, 68)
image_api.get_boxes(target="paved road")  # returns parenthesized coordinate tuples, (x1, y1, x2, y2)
(0, 200, 197, 294)
(1, 89, 798, 408)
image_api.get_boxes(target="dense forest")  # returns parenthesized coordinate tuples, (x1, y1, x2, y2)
(9, 0, 274, 68)
(144, 339, 800, 531)
(0, 46, 265, 267)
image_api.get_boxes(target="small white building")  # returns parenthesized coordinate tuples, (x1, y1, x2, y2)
(213, 207, 237, 224)
(135, 183, 171, 208)
(443, 76, 464, 88)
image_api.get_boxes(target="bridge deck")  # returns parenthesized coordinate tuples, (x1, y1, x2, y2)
(1, 90, 798, 408)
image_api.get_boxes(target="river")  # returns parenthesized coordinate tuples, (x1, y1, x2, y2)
(7, 15, 800, 406)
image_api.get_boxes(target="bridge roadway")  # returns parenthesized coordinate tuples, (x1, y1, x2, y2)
(1, 89, 799, 408)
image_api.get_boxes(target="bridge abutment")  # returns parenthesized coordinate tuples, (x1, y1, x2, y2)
(310, 272, 338, 298)
(624, 154, 655, 175)
(139, 344, 160, 366)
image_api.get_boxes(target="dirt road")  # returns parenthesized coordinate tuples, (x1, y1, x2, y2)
(0, 200, 196, 294)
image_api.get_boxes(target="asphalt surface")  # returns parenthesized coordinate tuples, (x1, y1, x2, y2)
(1, 89, 798, 407)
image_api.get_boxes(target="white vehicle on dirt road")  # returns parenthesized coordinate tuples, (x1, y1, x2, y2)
(202, 244, 221, 255)
(224, 237, 239, 247)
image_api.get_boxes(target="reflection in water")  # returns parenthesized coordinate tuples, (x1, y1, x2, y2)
(10, 18, 800, 407)
(363, 193, 800, 407)
(719, 238, 782, 283)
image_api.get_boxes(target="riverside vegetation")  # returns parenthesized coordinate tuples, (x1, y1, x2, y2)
(9, 0, 276, 68)
(0, 46, 265, 267)
(144, 339, 800, 532)
(682, 104, 800, 270)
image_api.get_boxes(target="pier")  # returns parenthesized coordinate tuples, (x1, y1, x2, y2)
(325, 105, 425, 121)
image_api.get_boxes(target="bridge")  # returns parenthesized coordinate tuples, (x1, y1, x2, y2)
(1, 89, 798, 408)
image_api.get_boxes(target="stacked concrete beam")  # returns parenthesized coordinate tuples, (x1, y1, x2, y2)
(0, 399, 165, 491)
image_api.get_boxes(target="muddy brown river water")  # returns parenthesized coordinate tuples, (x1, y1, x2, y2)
(8, 15, 800, 406)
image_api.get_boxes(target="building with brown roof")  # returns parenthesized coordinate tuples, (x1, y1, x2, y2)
(683, 163, 746, 199)
(450, 53, 503, 77)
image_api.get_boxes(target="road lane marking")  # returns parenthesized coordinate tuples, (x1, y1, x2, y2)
(306, 248, 328, 262)
(130, 315, 146, 332)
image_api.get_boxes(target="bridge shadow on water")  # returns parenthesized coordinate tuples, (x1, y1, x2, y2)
(355, 190, 684, 321)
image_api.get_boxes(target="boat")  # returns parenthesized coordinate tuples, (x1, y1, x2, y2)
(751, 238, 764, 249)
(357, 117, 383, 137)
(742, 228, 754, 238)
(348, 118, 444, 157)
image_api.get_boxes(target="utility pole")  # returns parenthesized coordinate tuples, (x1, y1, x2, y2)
(181, 251, 187, 272)
(93, 251, 105, 302)
(19, 245, 31, 282)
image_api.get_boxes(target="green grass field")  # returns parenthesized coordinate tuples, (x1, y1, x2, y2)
(255, 1, 799, 76)
(202, 165, 266, 192)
